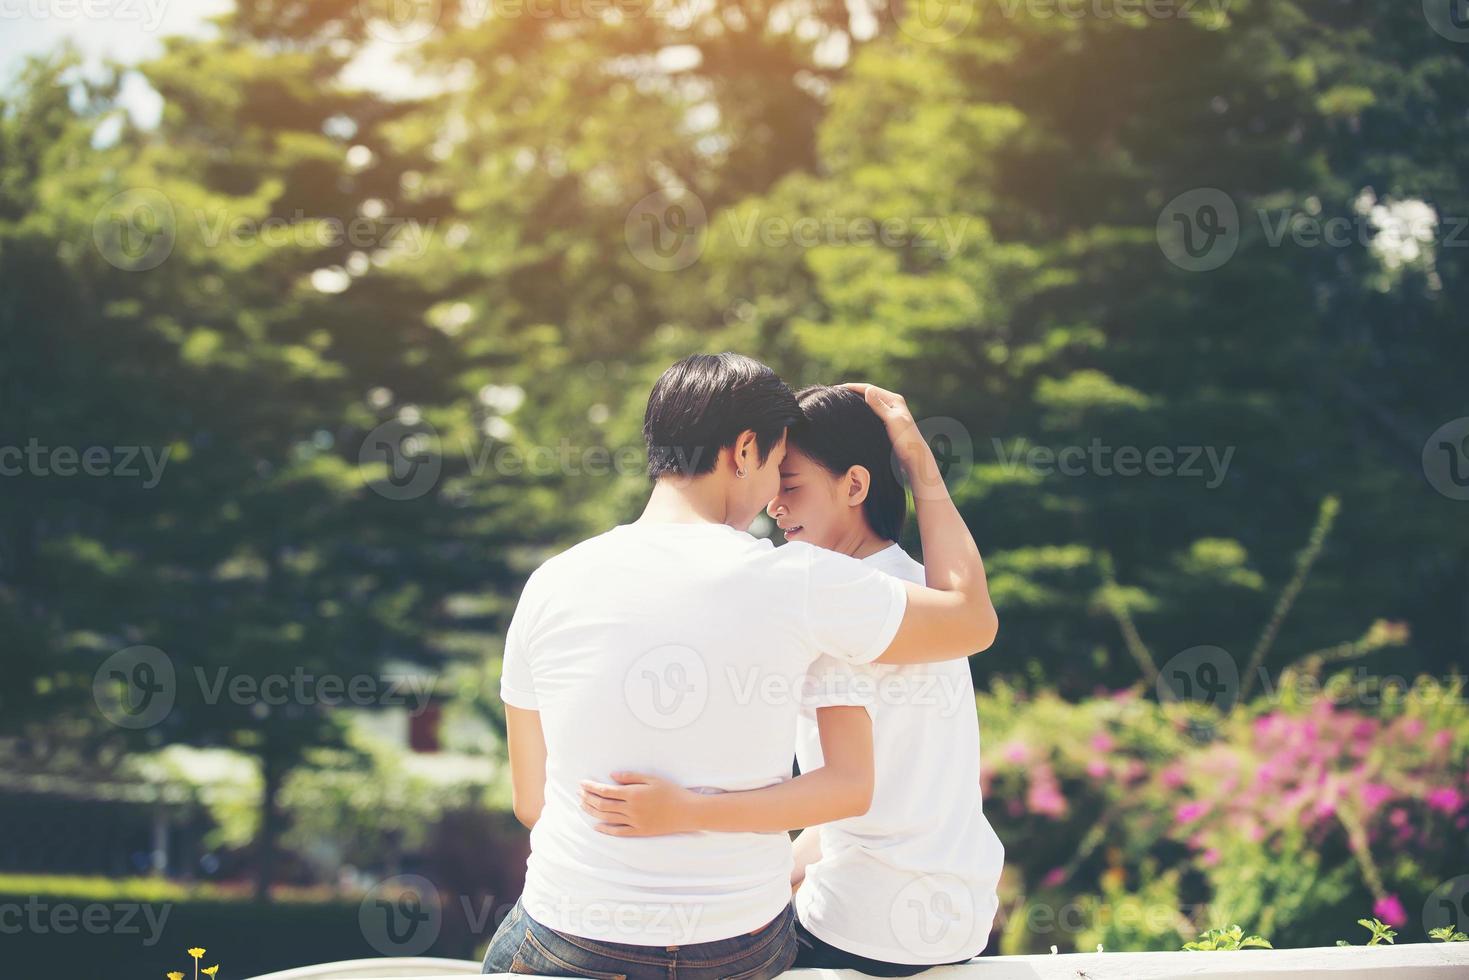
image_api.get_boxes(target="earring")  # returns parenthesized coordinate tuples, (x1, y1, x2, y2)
(736, 468, 747, 479)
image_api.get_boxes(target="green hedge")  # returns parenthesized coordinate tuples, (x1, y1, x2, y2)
(0, 877, 482, 978)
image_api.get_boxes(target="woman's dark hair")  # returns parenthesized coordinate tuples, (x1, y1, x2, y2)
(643, 353, 799, 478)
(789, 385, 907, 542)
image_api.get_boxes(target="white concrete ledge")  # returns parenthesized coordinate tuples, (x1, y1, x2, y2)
(248, 961, 480, 979)
(250, 943, 1469, 980)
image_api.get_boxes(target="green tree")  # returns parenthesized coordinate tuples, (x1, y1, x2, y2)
(0, 3, 544, 896)
(669, 0, 1469, 692)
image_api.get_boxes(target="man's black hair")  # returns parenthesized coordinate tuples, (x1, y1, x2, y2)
(788, 385, 908, 542)
(643, 353, 800, 479)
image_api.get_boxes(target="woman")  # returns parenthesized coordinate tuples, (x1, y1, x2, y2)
(581, 385, 1003, 976)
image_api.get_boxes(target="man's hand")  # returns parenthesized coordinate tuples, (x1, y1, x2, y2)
(579, 771, 700, 837)
(841, 382, 945, 499)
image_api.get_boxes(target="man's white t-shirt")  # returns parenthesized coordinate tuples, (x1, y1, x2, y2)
(794, 543, 1003, 964)
(499, 521, 909, 946)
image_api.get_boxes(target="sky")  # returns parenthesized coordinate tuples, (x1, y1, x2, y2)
(2, 0, 230, 73)
(0, 0, 433, 124)
(2, 0, 229, 121)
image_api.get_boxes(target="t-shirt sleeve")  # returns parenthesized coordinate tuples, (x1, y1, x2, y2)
(803, 545, 908, 665)
(498, 576, 542, 710)
(801, 654, 876, 712)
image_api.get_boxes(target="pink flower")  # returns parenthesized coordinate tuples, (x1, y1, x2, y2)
(1002, 741, 1031, 765)
(1086, 760, 1109, 779)
(1042, 867, 1067, 887)
(1175, 802, 1208, 824)
(1202, 848, 1222, 866)
(1426, 788, 1463, 814)
(1373, 894, 1408, 928)
(1027, 781, 1067, 818)
(1388, 807, 1409, 828)
(1090, 733, 1115, 753)
(1025, 763, 1067, 817)
(1283, 784, 1314, 814)
(1160, 766, 1187, 789)
(1432, 730, 1452, 751)
(1359, 783, 1393, 811)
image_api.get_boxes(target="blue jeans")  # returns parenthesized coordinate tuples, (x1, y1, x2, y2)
(482, 900, 798, 980)
(791, 916, 972, 977)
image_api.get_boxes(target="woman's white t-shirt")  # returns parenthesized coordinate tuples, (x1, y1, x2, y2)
(794, 543, 1003, 964)
(499, 521, 909, 946)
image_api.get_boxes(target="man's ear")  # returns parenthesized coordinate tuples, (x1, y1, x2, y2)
(845, 465, 872, 507)
(731, 430, 760, 474)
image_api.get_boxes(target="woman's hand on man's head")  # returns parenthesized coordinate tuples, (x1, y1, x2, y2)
(841, 382, 945, 500)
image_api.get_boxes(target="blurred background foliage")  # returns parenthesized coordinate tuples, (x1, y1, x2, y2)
(0, 0, 1466, 974)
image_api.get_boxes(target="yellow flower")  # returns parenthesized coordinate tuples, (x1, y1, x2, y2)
(202, 967, 220, 977)
(188, 948, 206, 959)
(167, 973, 185, 980)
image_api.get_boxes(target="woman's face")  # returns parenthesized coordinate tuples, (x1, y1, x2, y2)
(765, 447, 858, 550)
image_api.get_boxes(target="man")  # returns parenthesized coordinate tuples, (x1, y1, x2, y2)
(483, 353, 997, 979)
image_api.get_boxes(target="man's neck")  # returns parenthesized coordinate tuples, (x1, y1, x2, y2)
(638, 475, 738, 528)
